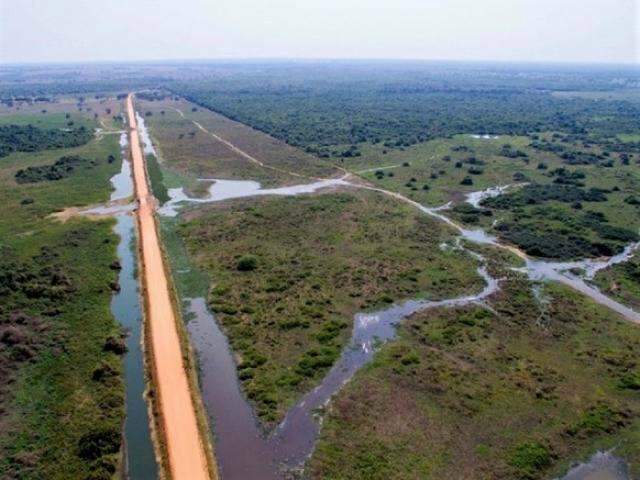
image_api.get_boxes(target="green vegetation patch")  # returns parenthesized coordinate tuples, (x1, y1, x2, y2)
(15, 155, 100, 184)
(177, 190, 482, 425)
(0, 124, 92, 158)
(145, 154, 170, 204)
(0, 106, 125, 479)
(594, 254, 640, 310)
(310, 279, 640, 479)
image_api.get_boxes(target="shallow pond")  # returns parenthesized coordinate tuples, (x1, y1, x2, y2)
(159, 178, 351, 217)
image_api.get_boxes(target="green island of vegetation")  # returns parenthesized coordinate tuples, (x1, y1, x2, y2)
(0, 124, 93, 158)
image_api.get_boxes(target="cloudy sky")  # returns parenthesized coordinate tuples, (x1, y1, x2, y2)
(1, 0, 638, 64)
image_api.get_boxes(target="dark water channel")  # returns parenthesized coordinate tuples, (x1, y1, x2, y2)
(105, 134, 158, 478)
(112, 214, 158, 479)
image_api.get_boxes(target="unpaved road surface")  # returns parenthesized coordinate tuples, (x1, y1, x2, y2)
(127, 94, 212, 480)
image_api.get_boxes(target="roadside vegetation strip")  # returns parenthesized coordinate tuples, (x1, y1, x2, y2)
(127, 94, 214, 480)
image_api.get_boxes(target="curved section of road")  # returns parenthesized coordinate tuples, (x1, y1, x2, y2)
(127, 94, 212, 480)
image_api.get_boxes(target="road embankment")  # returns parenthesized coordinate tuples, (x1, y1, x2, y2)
(127, 94, 214, 480)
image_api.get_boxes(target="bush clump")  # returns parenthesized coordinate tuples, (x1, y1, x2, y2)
(236, 255, 258, 271)
(508, 442, 553, 478)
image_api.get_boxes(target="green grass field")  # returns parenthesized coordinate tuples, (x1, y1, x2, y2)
(0, 99, 126, 479)
(594, 255, 640, 310)
(138, 98, 340, 188)
(310, 279, 640, 479)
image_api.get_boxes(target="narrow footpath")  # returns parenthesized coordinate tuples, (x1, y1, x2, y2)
(126, 94, 213, 480)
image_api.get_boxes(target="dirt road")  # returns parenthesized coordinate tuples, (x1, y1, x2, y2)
(127, 94, 212, 480)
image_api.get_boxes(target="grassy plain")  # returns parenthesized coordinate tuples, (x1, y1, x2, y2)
(310, 279, 640, 479)
(0, 99, 126, 479)
(176, 190, 483, 424)
(137, 98, 340, 189)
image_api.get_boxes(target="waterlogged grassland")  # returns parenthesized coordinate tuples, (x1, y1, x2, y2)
(137, 97, 340, 186)
(341, 132, 640, 259)
(346, 133, 639, 208)
(344, 135, 551, 205)
(177, 190, 483, 425)
(594, 255, 640, 310)
(0, 106, 125, 479)
(311, 279, 640, 480)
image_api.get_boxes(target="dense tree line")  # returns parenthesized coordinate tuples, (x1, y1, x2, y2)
(171, 76, 640, 156)
(0, 125, 92, 158)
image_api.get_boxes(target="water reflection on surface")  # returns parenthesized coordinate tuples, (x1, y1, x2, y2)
(159, 178, 351, 216)
(112, 216, 158, 479)
(557, 451, 630, 480)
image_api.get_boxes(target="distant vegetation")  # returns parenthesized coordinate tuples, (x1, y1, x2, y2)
(480, 185, 639, 258)
(0, 124, 92, 158)
(170, 64, 640, 158)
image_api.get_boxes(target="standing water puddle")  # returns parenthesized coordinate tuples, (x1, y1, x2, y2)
(159, 178, 351, 217)
(556, 450, 630, 480)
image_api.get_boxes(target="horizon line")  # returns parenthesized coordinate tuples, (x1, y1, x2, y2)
(1, 56, 639, 69)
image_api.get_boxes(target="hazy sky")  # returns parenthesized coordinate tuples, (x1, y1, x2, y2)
(1, 0, 638, 64)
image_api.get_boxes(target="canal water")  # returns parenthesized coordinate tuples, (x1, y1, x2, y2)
(187, 261, 498, 479)
(107, 130, 158, 478)
(112, 215, 158, 479)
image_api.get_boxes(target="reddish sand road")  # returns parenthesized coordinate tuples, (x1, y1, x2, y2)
(127, 94, 212, 480)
